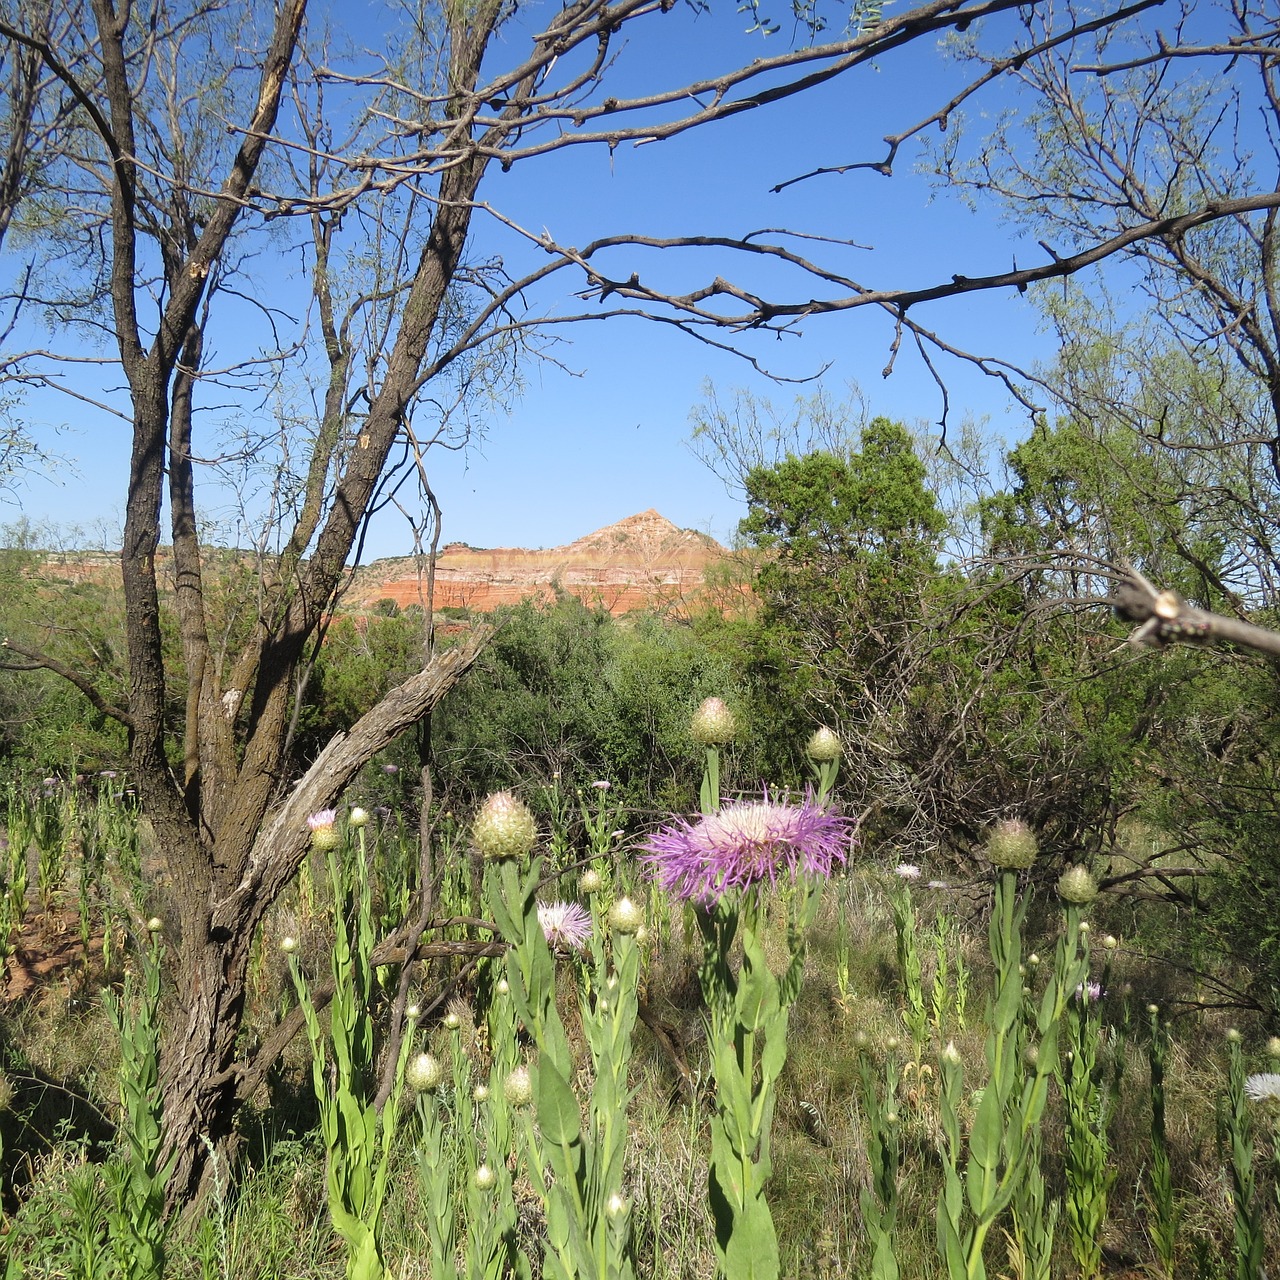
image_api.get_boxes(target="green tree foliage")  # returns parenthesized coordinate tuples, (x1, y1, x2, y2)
(431, 599, 768, 814)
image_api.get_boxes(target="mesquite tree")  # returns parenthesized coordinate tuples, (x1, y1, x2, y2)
(3, 0, 1280, 1211)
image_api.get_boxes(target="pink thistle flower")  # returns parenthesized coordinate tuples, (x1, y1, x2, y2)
(642, 796, 853, 903)
(307, 809, 337, 832)
(537, 901, 593, 950)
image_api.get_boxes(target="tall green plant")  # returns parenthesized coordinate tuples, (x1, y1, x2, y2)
(102, 924, 172, 1280)
(287, 811, 412, 1280)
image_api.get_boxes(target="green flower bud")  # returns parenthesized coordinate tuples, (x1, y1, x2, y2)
(280, 935, 298, 955)
(349, 806, 369, 828)
(505, 1065, 533, 1108)
(1227, 1028, 1242, 1044)
(1102, 934, 1118, 950)
(474, 1164, 497, 1191)
(473, 1084, 490, 1103)
(1057, 865, 1098, 905)
(806, 726, 841, 762)
(986, 818, 1038, 869)
(606, 1192, 628, 1219)
(941, 1041, 961, 1067)
(1147, 1003, 1159, 1016)
(407, 1052, 443, 1093)
(472, 791, 537, 862)
(444, 1012, 461, 1031)
(1267, 1036, 1280, 1060)
(146, 916, 163, 933)
(579, 869, 604, 895)
(609, 896, 643, 935)
(691, 697, 736, 745)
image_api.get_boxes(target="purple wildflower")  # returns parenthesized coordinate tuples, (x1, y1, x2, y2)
(382, 763, 400, 775)
(591, 780, 611, 791)
(1075, 981, 1104, 1003)
(307, 809, 338, 832)
(537, 901, 593, 950)
(642, 796, 853, 903)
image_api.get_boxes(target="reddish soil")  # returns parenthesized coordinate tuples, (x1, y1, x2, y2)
(2, 908, 104, 1004)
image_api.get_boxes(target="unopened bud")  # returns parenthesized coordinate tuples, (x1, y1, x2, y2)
(806, 727, 841, 762)
(987, 819, 1038, 870)
(1057, 865, 1098, 906)
(609, 897, 643, 935)
(281, 935, 298, 955)
(505, 1065, 533, 1108)
(472, 791, 537, 862)
(349, 807, 369, 828)
(474, 1164, 497, 1191)
(690, 697, 736, 745)
(407, 1052, 443, 1093)
(579, 869, 604, 895)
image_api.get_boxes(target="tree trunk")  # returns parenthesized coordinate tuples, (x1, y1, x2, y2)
(157, 626, 493, 1209)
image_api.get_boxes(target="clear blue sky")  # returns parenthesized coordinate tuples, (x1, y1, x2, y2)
(8, 1, 1070, 557)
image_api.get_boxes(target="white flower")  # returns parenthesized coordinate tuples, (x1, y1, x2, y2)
(894, 863, 921, 881)
(1244, 1073, 1280, 1103)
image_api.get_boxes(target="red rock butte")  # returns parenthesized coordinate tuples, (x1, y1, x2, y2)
(348, 510, 731, 617)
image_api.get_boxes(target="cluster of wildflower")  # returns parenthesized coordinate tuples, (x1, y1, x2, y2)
(641, 795, 853, 903)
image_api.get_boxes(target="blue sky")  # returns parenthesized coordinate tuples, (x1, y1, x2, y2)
(7, 1, 1067, 557)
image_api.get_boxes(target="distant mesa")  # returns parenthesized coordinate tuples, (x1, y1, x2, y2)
(348, 510, 730, 617)
(27, 510, 735, 620)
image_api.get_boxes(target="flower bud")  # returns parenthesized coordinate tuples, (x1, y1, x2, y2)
(444, 1012, 461, 1031)
(505, 1065, 533, 1108)
(1147, 1003, 1159, 1016)
(349, 806, 369, 828)
(1027, 953, 1040, 968)
(1227, 1028, 1242, 1044)
(406, 1052, 443, 1093)
(146, 917, 163, 933)
(690, 697, 736, 745)
(472, 791, 537, 862)
(1023, 1043, 1039, 1068)
(805, 727, 841, 762)
(1267, 1036, 1280, 1060)
(281, 935, 299, 955)
(884, 1109, 899, 1125)
(473, 1084, 490, 1103)
(1057, 865, 1098, 905)
(885, 1036, 900, 1053)
(307, 809, 342, 851)
(579, 869, 604, 895)
(1078, 921, 1091, 935)
(1102, 935, 1118, 951)
(986, 818, 1038, 869)
(941, 1041, 961, 1067)
(606, 1192, 628, 1219)
(609, 896, 643, 935)
(406, 1004, 421, 1020)
(474, 1164, 497, 1191)
(496, 978, 510, 996)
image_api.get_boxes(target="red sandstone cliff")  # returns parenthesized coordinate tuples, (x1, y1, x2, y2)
(347, 510, 729, 616)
